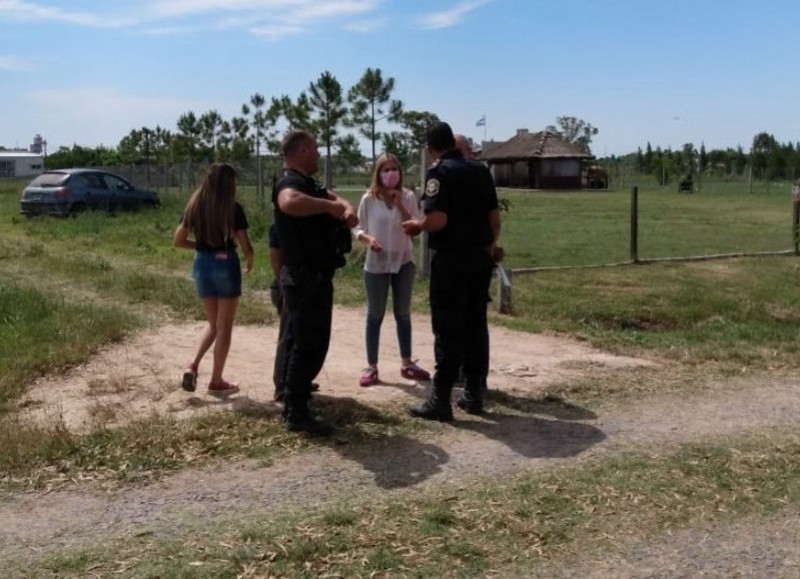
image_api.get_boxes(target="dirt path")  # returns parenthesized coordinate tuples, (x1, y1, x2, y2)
(5, 307, 800, 576)
(17, 305, 654, 432)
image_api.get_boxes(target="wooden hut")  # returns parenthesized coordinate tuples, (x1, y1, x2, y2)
(480, 128, 592, 189)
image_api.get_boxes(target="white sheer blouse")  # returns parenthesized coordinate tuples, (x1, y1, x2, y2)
(353, 188, 421, 274)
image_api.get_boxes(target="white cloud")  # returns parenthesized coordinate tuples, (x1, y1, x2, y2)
(417, 0, 492, 30)
(286, 0, 378, 21)
(344, 17, 387, 33)
(141, 0, 300, 17)
(249, 23, 306, 41)
(0, 54, 30, 71)
(0, 0, 133, 27)
(142, 0, 379, 22)
(0, 0, 382, 38)
(139, 25, 201, 36)
(144, 0, 304, 18)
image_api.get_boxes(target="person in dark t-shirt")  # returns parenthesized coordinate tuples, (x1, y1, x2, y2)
(173, 162, 254, 398)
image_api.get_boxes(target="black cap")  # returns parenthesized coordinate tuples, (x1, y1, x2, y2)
(425, 121, 456, 151)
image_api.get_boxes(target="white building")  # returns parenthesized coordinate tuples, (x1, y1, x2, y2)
(0, 151, 45, 178)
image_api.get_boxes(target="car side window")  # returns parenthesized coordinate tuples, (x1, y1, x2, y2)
(72, 175, 92, 188)
(103, 174, 129, 190)
(84, 174, 106, 189)
(89, 174, 107, 189)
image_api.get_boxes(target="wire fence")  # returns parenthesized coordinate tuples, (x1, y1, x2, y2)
(101, 167, 800, 315)
(493, 185, 800, 313)
(103, 160, 422, 196)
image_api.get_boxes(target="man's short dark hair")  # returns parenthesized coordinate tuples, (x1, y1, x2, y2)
(282, 130, 314, 158)
(426, 121, 455, 152)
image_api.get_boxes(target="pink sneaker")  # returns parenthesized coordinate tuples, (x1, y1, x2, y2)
(207, 380, 240, 398)
(359, 367, 379, 387)
(401, 362, 431, 381)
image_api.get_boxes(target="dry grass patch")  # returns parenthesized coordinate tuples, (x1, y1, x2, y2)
(0, 396, 428, 494)
(19, 428, 800, 578)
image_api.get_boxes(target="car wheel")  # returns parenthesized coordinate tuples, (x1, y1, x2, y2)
(70, 203, 87, 216)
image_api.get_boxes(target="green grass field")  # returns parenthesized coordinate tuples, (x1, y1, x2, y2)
(2, 174, 800, 404)
(2, 174, 800, 577)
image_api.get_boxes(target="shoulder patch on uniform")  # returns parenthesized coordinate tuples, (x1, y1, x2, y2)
(426, 178, 440, 196)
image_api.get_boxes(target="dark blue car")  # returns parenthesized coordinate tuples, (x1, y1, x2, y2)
(20, 168, 160, 216)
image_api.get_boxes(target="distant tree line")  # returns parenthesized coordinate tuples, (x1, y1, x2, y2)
(599, 131, 800, 184)
(44, 67, 439, 188)
(41, 66, 798, 189)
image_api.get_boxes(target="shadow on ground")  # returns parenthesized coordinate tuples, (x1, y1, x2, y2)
(321, 395, 452, 490)
(457, 390, 604, 458)
(227, 390, 604, 488)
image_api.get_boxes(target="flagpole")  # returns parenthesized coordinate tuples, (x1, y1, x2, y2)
(476, 114, 487, 145)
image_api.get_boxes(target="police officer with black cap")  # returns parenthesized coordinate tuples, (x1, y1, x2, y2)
(402, 121, 501, 420)
(273, 130, 358, 435)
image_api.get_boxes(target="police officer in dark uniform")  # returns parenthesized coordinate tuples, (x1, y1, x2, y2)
(402, 121, 501, 420)
(268, 222, 321, 403)
(273, 130, 358, 435)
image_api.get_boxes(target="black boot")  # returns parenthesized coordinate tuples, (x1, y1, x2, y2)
(284, 391, 333, 436)
(276, 382, 319, 403)
(409, 382, 453, 422)
(456, 375, 484, 415)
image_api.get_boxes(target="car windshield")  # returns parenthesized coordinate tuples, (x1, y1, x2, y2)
(28, 173, 69, 187)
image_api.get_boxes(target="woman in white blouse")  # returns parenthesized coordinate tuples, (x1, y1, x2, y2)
(353, 153, 431, 387)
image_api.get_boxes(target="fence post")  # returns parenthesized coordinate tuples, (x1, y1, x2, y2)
(792, 186, 800, 254)
(630, 185, 639, 263)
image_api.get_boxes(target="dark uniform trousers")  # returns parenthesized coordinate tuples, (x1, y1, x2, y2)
(429, 250, 494, 389)
(270, 284, 290, 393)
(280, 265, 334, 401)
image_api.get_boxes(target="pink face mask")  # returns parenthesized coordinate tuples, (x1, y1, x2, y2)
(380, 168, 400, 189)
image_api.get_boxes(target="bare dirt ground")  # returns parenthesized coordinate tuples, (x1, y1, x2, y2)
(5, 306, 800, 577)
(17, 305, 655, 432)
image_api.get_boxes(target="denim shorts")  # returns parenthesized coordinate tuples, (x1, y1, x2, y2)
(193, 250, 242, 299)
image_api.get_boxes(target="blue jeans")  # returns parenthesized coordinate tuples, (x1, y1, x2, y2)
(364, 261, 416, 366)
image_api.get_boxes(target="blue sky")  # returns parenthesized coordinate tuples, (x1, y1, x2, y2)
(1, 0, 798, 157)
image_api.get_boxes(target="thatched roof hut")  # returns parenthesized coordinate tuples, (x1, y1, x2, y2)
(480, 128, 592, 189)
